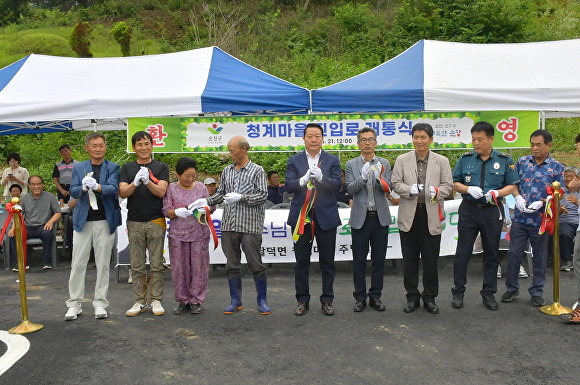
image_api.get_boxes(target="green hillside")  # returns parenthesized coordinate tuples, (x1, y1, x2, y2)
(0, 0, 579, 185)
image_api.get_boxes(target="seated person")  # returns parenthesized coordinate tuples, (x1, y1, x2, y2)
(9, 175, 61, 271)
(558, 166, 579, 271)
(6, 183, 21, 203)
(267, 171, 286, 205)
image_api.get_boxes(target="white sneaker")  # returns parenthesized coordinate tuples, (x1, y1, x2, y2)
(94, 306, 108, 319)
(497, 265, 502, 278)
(126, 302, 149, 317)
(518, 265, 529, 278)
(65, 306, 82, 321)
(151, 300, 165, 316)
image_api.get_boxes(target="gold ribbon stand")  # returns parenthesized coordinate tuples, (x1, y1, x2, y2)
(8, 197, 44, 334)
(540, 181, 573, 315)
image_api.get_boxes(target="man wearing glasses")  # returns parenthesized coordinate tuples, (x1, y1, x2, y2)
(345, 127, 392, 313)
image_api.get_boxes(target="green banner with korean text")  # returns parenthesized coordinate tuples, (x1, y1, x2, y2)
(127, 111, 539, 153)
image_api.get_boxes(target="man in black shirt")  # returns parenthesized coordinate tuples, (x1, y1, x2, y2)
(119, 131, 169, 317)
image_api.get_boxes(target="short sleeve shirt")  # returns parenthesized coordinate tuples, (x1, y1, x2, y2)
(52, 159, 78, 185)
(453, 149, 519, 204)
(511, 154, 565, 226)
(119, 160, 170, 222)
(21, 191, 61, 227)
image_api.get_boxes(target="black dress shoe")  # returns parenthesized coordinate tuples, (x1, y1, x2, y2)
(174, 302, 189, 315)
(354, 301, 367, 312)
(295, 302, 309, 316)
(403, 301, 420, 313)
(369, 298, 386, 311)
(424, 301, 439, 314)
(452, 293, 464, 309)
(482, 294, 498, 310)
(321, 302, 335, 316)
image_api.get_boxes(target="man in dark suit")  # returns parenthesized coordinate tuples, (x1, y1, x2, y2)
(286, 123, 342, 316)
(345, 127, 392, 313)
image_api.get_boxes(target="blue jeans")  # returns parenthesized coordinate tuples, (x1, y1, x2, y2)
(505, 222, 549, 297)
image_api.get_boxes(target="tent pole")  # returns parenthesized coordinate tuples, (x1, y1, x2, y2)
(540, 111, 546, 130)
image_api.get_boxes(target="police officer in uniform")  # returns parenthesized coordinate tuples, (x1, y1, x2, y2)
(451, 121, 519, 310)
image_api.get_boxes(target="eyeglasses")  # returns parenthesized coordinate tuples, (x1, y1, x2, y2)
(358, 138, 376, 144)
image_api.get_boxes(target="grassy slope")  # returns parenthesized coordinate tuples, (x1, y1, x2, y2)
(0, 2, 578, 173)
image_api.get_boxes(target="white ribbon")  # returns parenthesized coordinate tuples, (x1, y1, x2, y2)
(87, 172, 98, 210)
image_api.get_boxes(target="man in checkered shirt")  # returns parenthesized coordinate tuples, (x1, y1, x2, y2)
(190, 135, 271, 315)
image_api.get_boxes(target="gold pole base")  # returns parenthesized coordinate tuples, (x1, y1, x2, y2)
(539, 302, 573, 316)
(8, 320, 44, 334)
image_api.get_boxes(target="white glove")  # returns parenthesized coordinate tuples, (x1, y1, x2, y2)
(429, 186, 437, 199)
(82, 176, 92, 190)
(87, 179, 99, 191)
(361, 162, 371, 181)
(224, 192, 242, 204)
(139, 167, 150, 185)
(467, 186, 484, 199)
(133, 167, 149, 186)
(485, 190, 499, 203)
(196, 207, 206, 214)
(188, 198, 208, 211)
(133, 170, 144, 186)
(82, 176, 98, 191)
(410, 184, 421, 195)
(310, 166, 323, 182)
(300, 170, 311, 186)
(174, 207, 192, 218)
(527, 200, 543, 211)
(515, 195, 526, 212)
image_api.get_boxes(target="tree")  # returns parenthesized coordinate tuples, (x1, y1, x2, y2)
(69, 21, 93, 58)
(111, 21, 132, 56)
(0, 0, 28, 26)
(387, 0, 536, 58)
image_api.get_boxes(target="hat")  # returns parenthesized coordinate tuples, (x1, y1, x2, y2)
(204, 177, 216, 185)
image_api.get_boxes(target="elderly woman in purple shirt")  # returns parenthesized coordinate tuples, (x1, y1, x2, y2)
(162, 157, 214, 315)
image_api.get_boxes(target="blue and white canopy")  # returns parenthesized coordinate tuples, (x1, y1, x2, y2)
(312, 39, 580, 117)
(0, 47, 310, 134)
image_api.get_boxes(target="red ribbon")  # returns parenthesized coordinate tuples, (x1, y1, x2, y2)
(539, 186, 562, 235)
(429, 187, 445, 222)
(0, 203, 28, 267)
(293, 182, 316, 241)
(489, 190, 503, 220)
(193, 205, 218, 250)
(378, 164, 390, 193)
(148, 168, 159, 184)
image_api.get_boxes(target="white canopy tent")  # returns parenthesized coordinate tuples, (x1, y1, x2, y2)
(312, 39, 580, 119)
(0, 46, 310, 135)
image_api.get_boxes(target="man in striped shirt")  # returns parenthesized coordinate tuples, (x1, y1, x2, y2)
(190, 135, 270, 315)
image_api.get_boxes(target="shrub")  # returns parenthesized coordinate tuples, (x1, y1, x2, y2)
(69, 21, 93, 57)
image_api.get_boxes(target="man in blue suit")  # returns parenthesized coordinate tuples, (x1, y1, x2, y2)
(286, 123, 342, 316)
(64, 132, 122, 321)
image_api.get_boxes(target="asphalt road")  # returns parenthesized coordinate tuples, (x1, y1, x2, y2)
(0, 254, 578, 385)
